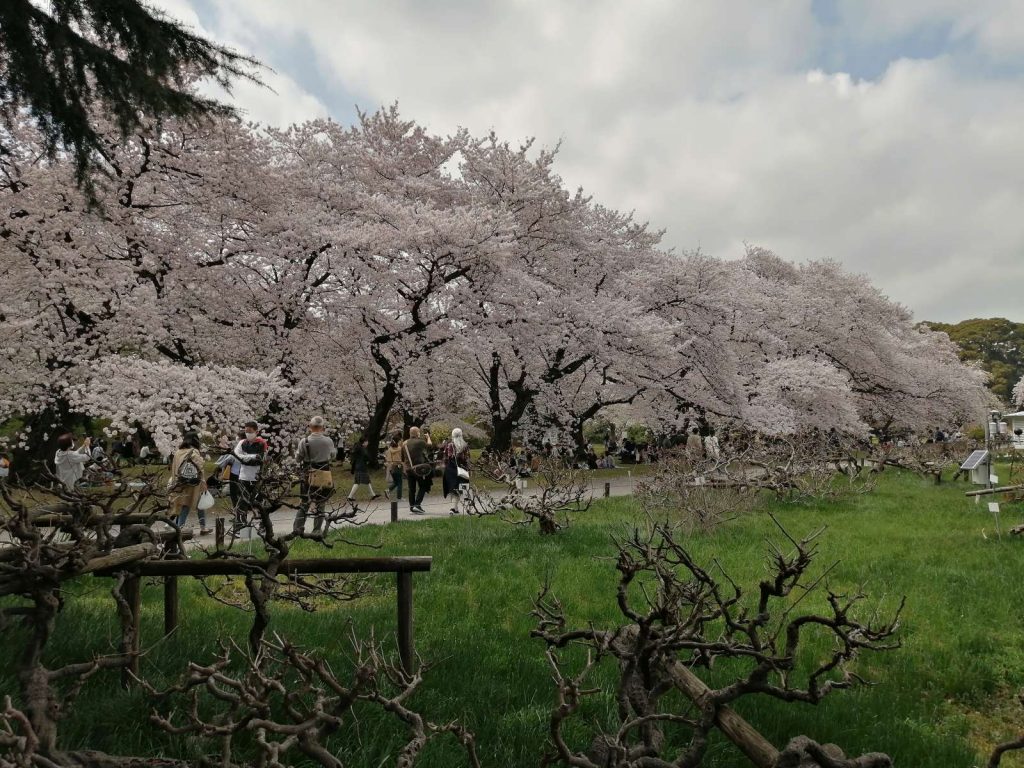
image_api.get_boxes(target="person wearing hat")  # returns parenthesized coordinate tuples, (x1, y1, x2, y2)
(292, 416, 337, 535)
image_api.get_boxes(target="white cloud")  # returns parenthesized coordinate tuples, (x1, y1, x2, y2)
(150, 1, 1024, 321)
(150, 0, 329, 126)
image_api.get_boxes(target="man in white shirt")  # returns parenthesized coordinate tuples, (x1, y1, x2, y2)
(232, 421, 267, 530)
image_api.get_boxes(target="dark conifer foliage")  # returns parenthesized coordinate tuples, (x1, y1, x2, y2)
(0, 0, 259, 185)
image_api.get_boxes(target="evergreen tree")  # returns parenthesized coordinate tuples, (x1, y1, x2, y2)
(0, 0, 258, 187)
(924, 318, 1024, 405)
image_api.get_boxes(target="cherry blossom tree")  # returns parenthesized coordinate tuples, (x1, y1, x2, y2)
(0, 106, 297, 471)
(1, 99, 992, 473)
(431, 136, 669, 453)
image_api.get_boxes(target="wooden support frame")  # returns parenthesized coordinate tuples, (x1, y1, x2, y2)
(99, 556, 432, 682)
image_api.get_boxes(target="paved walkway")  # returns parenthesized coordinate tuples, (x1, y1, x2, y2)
(187, 474, 640, 545)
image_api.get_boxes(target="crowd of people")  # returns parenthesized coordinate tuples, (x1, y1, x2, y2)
(46, 418, 474, 536)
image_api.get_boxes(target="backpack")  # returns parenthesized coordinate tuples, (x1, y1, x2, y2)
(176, 451, 201, 486)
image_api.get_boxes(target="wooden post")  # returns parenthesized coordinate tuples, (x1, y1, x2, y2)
(604, 482, 611, 498)
(215, 518, 225, 550)
(396, 570, 414, 674)
(163, 576, 178, 635)
(391, 500, 398, 523)
(121, 575, 142, 688)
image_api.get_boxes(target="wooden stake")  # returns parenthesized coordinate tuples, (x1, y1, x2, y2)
(396, 570, 414, 674)
(163, 576, 178, 635)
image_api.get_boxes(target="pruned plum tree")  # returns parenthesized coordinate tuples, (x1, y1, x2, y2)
(531, 516, 902, 767)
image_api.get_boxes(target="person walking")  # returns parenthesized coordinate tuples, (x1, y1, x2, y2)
(54, 433, 91, 489)
(384, 435, 404, 500)
(441, 428, 471, 515)
(293, 416, 337, 535)
(169, 432, 210, 533)
(403, 426, 433, 515)
(347, 437, 380, 502)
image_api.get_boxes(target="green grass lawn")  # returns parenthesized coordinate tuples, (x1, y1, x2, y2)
(5, 469, 1024, 766)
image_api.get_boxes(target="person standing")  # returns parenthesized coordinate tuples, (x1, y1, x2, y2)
(293, 416, 337, 535)
(441, 428, 470, 515)
(703, 431, 720, 459)
(169, 432, 210, 533)
(232, 421, 266, 529)
(214, 430, 245, 509)
(685, 427, 704, 459)
(384, 435, 404, 500)
(403, 426, 433, 515)
(347, 437, 380, 502)
(54, 433, 91, 489)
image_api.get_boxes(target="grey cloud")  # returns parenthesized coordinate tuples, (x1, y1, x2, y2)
(151, 1, 1024, 322)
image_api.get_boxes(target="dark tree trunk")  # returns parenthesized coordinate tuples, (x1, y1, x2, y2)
(487, 392, 535, 454)
(362, 379, 398, 469)
(485, 352, 536, 454)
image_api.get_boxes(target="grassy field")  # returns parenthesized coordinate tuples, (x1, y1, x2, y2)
(5, 468, 1024, 766)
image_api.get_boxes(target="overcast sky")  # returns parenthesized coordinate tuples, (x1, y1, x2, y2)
(154, 0, 1024, 323)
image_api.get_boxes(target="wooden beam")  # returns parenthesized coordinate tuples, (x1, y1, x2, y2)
(30, 512, 172, 527)
(666, 659, 779, 768)
(965, 484, 1024, 497)
(94, 555, 432, 578)
(81, 543, 158, 575)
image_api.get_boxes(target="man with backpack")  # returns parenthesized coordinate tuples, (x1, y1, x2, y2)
(292, 416, 337, 535)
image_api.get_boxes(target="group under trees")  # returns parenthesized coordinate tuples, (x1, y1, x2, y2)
(0, 94, 991, 475)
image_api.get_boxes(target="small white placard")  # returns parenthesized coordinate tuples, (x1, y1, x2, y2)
(989, 502, 1001, 514)
(991, 474, 999, 484)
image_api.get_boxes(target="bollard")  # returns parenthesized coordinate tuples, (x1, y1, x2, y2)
(215, 518, 225, 550)
(604, 482, 611, 498)
(391, 500, 398, 523)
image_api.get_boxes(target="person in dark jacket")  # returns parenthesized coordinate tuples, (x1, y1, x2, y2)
(441, 428, 470, 515)
(346, 437, 380, 502)
(402, 426, 433, 515)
